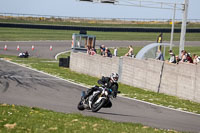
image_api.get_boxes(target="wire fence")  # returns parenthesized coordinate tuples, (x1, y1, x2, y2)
(1, 12, 200, 25)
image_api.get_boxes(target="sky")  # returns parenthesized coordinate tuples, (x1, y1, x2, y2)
(0, 0, 199, 20)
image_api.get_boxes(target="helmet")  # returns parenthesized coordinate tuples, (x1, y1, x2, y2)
(110, 73, 119, 83)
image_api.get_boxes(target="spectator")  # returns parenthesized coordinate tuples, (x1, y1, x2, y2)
(87, 46, 91, 55)
(89, 48, 96, 56)
(156, 49, 164, 61)
(100, 45, 105, 56)
(105, 47, 112, 58)
(193, 54, 199, 64)
(168, 50, 176, 63)
(113, 47, 118, 57)
(186, 53, 193, 63)
(180, 50, 187, 62)
(175, 55, 181, 64)
(157, 33, 163, 43)
(24, 51, 29, 58)
(156, 33, 163, 53)
(125, 45, 134, 57)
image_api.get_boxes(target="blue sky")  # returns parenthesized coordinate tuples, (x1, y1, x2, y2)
(0, 0, 199, 19)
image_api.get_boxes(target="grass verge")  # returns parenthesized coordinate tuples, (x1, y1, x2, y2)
(0, 104, 179, 133)
(1, 54, 200, 114)
(0, 27, 200, 41)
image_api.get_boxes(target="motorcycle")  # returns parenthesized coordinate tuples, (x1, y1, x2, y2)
(77, 86, 120, 112)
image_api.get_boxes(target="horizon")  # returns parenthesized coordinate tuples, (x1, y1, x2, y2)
(0, 0, 200, 20)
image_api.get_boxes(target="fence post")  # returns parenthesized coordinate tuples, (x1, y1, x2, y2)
(157, 61, 165, 93)
(118, 57, 123, 82)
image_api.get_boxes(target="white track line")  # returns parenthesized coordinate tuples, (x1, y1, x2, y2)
(54, 50, 71, 60)
(1, 58, 200, 116)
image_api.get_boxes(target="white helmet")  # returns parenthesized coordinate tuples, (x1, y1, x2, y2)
(110, 73, 119, 83)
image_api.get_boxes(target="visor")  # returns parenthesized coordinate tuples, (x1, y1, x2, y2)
(113, 77, 118, 81)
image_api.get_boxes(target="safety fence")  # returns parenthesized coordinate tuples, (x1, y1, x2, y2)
(1, 12, 200, 23)
(70, 52, 200, 103)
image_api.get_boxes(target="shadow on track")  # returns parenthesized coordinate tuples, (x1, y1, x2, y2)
(94, 111, 147, 119)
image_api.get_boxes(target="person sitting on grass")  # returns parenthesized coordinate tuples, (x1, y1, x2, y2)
(89, 48, 96, 56)
(125, 45, 134, 57)
(104, 47, 112, 58)
(192, 54, 199, 64)
(168, 50, 176, 64)
(19, 51, 29, 58)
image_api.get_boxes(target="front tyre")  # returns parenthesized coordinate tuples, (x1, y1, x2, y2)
(77, 101, 85, 111)
(91, 99, 106, 112)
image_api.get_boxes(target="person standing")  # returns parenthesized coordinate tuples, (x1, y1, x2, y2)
(157, 33, 163, 51)
(157, 33, 163, 43)
(156, 49, 164, 61)
(113, 47, 118, 57)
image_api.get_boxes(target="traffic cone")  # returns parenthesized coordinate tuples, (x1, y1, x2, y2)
(17, 45, 20, 51)
(50, 45, 53, 51)
(4, 45, 7, 51)
(32, 45, 35, 51)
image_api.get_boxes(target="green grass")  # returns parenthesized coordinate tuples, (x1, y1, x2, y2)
(0, 27, 200, 41)
(0, 104, 178, 133)
(1, 53, 200, 114)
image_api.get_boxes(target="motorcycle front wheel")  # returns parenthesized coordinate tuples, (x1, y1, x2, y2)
(91, 99, 106, 112)
(77, 101, 85, 111)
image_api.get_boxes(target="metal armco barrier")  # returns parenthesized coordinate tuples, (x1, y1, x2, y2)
(0, 23, 200, 33)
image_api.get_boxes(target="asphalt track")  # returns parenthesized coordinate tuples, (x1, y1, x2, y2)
(1, 41, 200, 132)
(0, 40, 200, 59)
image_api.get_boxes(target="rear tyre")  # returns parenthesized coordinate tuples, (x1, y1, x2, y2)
(91, 99, 106, 112)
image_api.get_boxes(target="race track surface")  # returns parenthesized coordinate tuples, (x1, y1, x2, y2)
(0, 59, 200, 132)
(0, 40, 200, 59)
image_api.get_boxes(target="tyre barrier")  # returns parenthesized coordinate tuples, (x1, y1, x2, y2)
(0, 23, 200, 33)
(59, 56, 70, 68)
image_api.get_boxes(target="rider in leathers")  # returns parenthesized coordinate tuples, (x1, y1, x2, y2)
(83, 73, 119, 108)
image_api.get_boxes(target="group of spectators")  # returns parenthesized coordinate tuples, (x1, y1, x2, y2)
(87, 45, 135, 58)
(156, 49, 199, 65)
(175, 50, 199, 64)
(100, 45, 113, 57)
(87, 45, 115, 58)
(155, 33, 199, 65)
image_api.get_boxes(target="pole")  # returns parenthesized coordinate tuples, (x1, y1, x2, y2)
(170, 4, 176, 50)
(179, 0, 189, 57)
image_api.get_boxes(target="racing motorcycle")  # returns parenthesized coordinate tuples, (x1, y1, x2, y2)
(77, 86, 120, 112)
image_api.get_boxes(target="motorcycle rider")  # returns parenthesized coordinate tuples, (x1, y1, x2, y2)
(83, 73, 119, 108)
